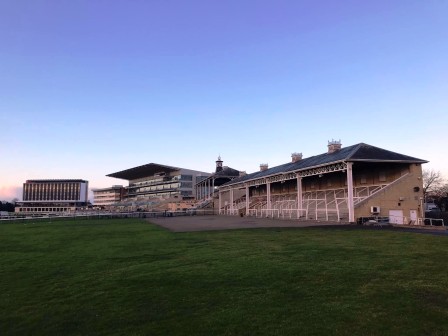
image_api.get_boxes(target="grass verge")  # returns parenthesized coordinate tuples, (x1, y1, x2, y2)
(0, 218, 447, 335)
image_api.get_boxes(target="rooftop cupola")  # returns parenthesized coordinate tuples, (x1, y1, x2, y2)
(327, 139, 342, 154)
(215, 156, 223, 172)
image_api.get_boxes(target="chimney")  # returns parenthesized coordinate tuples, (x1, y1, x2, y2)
(327, 139, 342, 154)
(260, 163, 268, 172)
(239, 171, 247, 177)
(291, 152, 303, 163)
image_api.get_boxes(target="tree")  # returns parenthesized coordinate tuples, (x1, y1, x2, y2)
(431, 183, 448, 211)
(422, 169, 444, 201)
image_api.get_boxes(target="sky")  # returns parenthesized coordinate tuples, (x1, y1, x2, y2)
(0, 0, 447, 201)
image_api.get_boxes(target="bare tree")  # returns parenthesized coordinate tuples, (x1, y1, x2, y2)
(422, 169, 444, 200)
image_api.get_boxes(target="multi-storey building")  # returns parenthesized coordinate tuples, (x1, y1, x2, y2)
(92, 185, 125, 207)
(15, 179, 89, 214)
(107, 163, 211, 204)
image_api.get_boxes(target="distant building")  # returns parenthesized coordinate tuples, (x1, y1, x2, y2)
(15, 179, 89, 214)
(195, 156, 241, 201)
(107, 163, 211, 207)
(92, 185, 125, 207)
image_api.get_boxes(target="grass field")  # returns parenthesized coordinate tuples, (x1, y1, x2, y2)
(1, 218, 447, 335)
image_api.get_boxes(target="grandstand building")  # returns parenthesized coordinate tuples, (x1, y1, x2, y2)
(92, 185, 125, 207)
(107, 163, 211, 210)
(15, 179, 89, 214)
(218, 141, 427, 224)
(195, 156, 241, 201)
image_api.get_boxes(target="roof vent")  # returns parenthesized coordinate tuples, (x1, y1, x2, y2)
(328, 139, 342, 154)
(291, 152, 303, 163)
(260, 163, 268, 172)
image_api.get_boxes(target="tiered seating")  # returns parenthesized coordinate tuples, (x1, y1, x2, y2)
(221, 183, 394, 222)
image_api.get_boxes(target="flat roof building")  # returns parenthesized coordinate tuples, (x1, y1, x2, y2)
(16, 179, 89, 214)
(92, 185, 125, 207)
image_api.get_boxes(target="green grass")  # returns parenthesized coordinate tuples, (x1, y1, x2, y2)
(0, 219, 447, 336)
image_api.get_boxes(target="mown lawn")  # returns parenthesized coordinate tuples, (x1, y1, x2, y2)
(0, 218, 447, 335)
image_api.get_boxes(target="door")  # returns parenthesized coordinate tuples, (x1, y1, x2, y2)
(410, 210, 417, 225)
(389, 210, 404, 224)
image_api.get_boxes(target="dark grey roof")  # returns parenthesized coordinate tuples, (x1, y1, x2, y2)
(222, 143, 427, 186)
(107, 163, 181, 180)
(214, 166, 240, 177)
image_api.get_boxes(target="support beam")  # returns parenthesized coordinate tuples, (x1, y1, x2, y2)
(245, 186, 250, 216)
(267, 182, 271, 215)
(230, 188, 234, 214)
(218, 190, 222, 214)
(297, 176, 303, 218)
(347, 162, 355, 223)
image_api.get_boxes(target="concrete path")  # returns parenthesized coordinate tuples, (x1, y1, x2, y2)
(148, 215, 448, 236)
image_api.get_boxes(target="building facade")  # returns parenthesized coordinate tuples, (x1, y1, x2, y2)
(16, 179, 89, 214)
(218, 141, 427, 224)
(92, 185, 125, 207)
(107, 163, 211, 209)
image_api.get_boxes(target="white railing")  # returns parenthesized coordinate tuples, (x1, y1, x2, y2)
(260, 209, 280, 218)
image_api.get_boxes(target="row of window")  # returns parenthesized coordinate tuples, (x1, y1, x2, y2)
(18, 207, 72, 212)
(23, 183, 82, 201)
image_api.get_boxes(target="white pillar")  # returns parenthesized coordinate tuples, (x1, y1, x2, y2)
(212, 179, 215, 199)
(219, 190, 222, 214)
(347, 162, 355, 223)
(245, 185, 250, 216)
(266, 182, 271, 216)
(230, 188, 234, 214)
(297, 176, 303, 218)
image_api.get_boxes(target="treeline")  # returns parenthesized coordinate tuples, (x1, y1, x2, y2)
(0, 202, 15, 212)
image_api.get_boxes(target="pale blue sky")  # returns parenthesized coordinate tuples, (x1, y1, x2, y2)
(1, 0, 447, 201)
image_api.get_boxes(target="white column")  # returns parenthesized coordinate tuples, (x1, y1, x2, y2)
(202, 181, 205, 200)
(230, 188, 234, 214)
(266, 182, 271, 216)
(297, 176, 303, 218)
(347, 162, 355, 223)
(212, 179, 215, 199)
(245, 185, 250, 216)
(218, 190, 222, 214)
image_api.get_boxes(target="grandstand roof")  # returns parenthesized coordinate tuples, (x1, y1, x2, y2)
(214, 166, 241, 177)
(222, 143, 427, 186)
(107, 163, 181, 181)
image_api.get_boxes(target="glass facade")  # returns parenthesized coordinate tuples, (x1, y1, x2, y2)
(23, 180, 88, 202)
(125, 174, 197, 199)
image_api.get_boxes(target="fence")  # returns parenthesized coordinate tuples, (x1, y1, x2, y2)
(0, 209, 217, 223)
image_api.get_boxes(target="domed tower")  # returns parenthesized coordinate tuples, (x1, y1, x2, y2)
(215, 156, 223, 173)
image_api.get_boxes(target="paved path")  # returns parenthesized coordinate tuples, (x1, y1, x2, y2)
(149, 215, 345, 232)
(148, 215, 448, 236)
